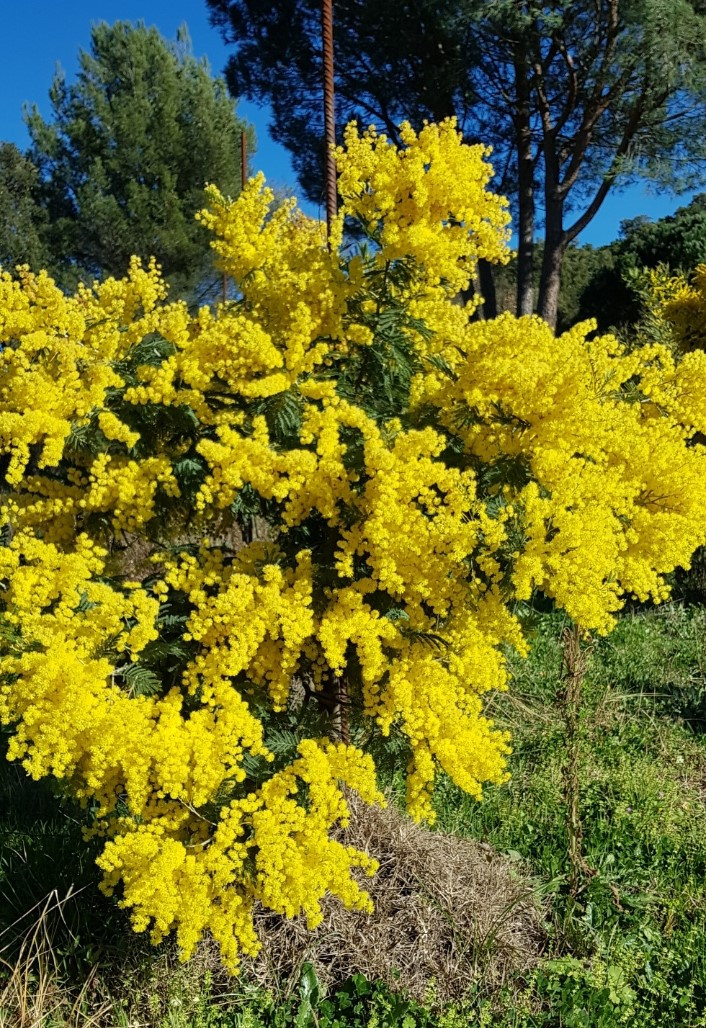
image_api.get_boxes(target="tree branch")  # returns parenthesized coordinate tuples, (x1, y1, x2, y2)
(551, 33, 579, 138)
(565, 88, 653, 242)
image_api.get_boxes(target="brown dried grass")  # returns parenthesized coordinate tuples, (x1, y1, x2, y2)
(0, 892, 116, 1028)
(244, 795, 546, 1007)
(0, 802, 545, 1023)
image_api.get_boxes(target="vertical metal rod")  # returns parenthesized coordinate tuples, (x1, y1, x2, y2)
(321, 0, 337, 241)
(321, 4, 345, 740)
(223, 131, 249, 305)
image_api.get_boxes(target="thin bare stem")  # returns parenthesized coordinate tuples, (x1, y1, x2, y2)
(560, 624, 595, 898)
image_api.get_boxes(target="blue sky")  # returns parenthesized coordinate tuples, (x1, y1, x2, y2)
(1, 2, 700, 246)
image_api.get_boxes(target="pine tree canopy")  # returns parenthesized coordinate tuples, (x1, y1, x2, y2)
(16, 21, 254, 298)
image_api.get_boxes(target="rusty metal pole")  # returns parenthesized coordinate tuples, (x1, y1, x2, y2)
(321, 0, 337, 241)
(223, 131, 248, 304)
(321, 0, 347, 741)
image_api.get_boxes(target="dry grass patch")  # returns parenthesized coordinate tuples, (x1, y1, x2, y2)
(245, 795, 546, 1007)
(0, 892, 116, 1028)
(0, 795, 545, 1024)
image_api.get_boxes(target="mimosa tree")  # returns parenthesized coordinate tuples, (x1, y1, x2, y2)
(2, 121, 706, 971)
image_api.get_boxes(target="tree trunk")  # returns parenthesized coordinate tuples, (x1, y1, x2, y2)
(538, 191, 566, 330)
(477, 259, 497, 320)
(513, 46, 535, 317)
(537, 238, 565, 329)
(516, 178, 535, 317)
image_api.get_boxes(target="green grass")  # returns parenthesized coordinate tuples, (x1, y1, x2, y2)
(3, 604, 706, 1025)
(431, 605, 706, 1026)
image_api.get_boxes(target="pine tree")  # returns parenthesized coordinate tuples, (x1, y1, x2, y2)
(0, 143, 49, 271)
(25, 21, 254, 297)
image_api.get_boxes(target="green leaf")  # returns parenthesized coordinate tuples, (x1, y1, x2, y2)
(118, 663, 163, 696)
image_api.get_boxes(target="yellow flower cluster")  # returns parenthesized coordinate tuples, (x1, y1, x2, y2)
(2, 118, 705, 971)
(640, 263, 706, 351)
(336, 119, 511, 296)
(164, 544, 315, 710)
(422, 314, 706, 631)
(0, 533, 380, 971)
(179, 391, 519, 821)
(0, 259, 166, 485)
(2, 453, 181, 545)
(0, 533, 270, 811)
(122, 120, 510, 420)
(96, 740, 382, 972)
